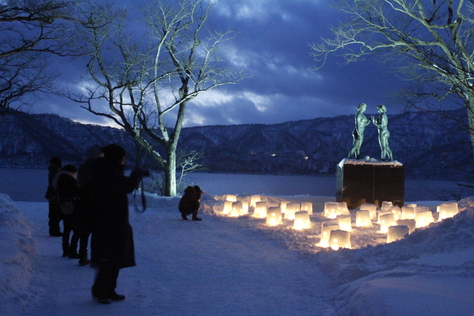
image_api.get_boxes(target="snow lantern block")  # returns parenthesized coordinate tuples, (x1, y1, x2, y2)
(337, 215, 352, 232)
(280, 200, 289, 214)
(401, 206, 416, 220)
(381, 201, 393, 210)
(338, 202, 351, 216)
(415, 210, 434, 228)
(360, 203, 377, 220)
(223, 201, 233, 215)
(226, 194, 237, 202)
(300, 202, 313, 215)
(437, 202, 459, 221)
(324, 202, 340, 219)
(356, 210, 372, 227)
(229, 202, 242, 217)
(250, 195, 261, 207)
(379, 213, 396, 233)
(319, 223, 340, 248)
(286, 203, 300, 220)
(266, 207, 282, 226)
(390, 206, 402, 221)
(396, 219, 416, 234)
(240, 201, 249, 215)
(415, 206, 429, 214)
(293, 211, 311, 230)
(377, 210, 392, 223)
(253, 202, 267, 218)
(328, 229, 351, 250)
(387, 225, 409, 243)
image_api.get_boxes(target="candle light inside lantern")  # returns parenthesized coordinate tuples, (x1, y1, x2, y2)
(379, 213, 396, 233)
(253, 202, 267, 218)
(229, 202, 242, 217)
(266, 207, 282, 226)
(285, 203, 300, 220)
(250, 195, 261, 207)
(280, 201, 289, 214)
(293, 211, 311, 230)
(240, 200, 249, 215)
(337, 215, 352, 232)
(222, 201, 233, 215)
(387, 225, 409, 243)
(328, 229, 351, 250)
(437, 202, 459, 221)
(319, 223, 340, 247)
(360, 203, 377, 220)
(300, 202, 313, 215)
(396, 219, 416, 234)
(356, 210, 372, 227)
(324, 202, 340, 219)
(401, 206, 416, 220)
(415, 210, 434, 228)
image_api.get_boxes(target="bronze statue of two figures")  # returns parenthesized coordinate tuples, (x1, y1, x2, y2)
(348, 103, 393, 161)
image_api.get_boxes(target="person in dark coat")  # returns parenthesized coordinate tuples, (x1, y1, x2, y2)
(54, 164, 80, 258)
(90, 143, 146, 304)
(46, 157, 63, 236)
(75, 145, 103, 266)
(179, 185, 203, 221)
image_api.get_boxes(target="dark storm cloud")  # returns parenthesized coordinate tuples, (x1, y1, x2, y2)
(30, 0, 406, 127)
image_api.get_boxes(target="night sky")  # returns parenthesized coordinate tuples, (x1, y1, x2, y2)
(30, 0, 407, 127)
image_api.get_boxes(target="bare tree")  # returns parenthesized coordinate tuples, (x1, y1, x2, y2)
(0, 0, 77, 111)
(77, 0, 241, 196)
(310, 0, 474, 158)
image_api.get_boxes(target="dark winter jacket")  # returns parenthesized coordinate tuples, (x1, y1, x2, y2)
(55, 171, 78, 204)
(179, 186, 200, 213)
(47, 164, 61, 204)
(75, 158, 96, 233)
(90, 157, 143, 269)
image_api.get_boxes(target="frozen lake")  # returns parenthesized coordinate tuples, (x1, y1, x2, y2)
(0, 168, 468, 202)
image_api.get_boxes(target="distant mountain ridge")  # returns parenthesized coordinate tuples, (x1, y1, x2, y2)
(0, 110, 472, 180)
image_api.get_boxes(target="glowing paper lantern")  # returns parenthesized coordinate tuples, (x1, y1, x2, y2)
(319, 223, 340, 247)
(387, 225, 409, 243)
(250, 195, 261, 207)
(222, 201, 233, 215)
(437, 202, 459, 221)
(293, 211, 311, 230)
(396, 219, 416, 234)
(337, 215, 352, 232)
(300, 202, 313, 215)
(266, 207, 282, 226)
(381, 201, 393, 210)
(324, 202, 340, 219)
(379, 213, 396, 233)
(229, 202, 242, 217)
(286, 203, 300, 220)
(355, 210, 372, 227)
(360, 203, 377, 220)
(401, 206, 416, 220)
(415, 210, 434, 228)
(253, 202, 267, 218)
(328, 230, 351, 250)
(390, 206, 402, 221)
(226, 195, 237, 202)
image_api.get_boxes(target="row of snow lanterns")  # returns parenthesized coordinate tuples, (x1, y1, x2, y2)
(221, 195, 313, 230)
(320, 201, 460, 250)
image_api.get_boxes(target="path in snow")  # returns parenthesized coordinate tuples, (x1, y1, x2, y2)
(16, 200, 336, 316)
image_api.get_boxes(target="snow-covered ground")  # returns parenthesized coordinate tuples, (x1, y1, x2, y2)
(1, 170, 474, 315)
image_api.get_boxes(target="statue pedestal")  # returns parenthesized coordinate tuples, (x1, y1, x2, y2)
(336, 159, 405, 209)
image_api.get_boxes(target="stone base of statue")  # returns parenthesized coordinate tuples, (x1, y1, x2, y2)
(336, 158, 405, 209)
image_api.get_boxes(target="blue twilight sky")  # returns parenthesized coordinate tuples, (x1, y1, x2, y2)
(30, 0, 408, 127)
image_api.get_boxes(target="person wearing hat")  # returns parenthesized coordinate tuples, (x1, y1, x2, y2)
(90, 143, 148, 304)
(46, 157, 63, 236)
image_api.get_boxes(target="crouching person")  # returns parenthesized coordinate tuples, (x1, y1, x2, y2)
(179, 185, 203, 221)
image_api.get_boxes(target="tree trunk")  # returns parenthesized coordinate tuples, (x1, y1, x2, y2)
(467, 97, 474, 161)
(163, 148, 177, 197)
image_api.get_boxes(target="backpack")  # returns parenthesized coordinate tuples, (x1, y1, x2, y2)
(60, 197, 74, 215)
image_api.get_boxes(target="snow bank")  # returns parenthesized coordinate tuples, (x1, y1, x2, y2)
(0, 194, 36, 315)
